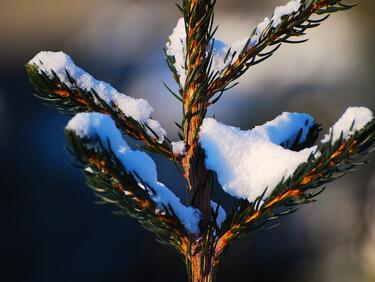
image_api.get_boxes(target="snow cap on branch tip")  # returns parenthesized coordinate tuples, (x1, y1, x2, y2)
(322, 107, 374, 144)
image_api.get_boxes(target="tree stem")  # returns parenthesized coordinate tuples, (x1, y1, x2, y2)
(182, 0, 213, 229)
(187, 242, 220, 282)
(182, 1, 217, 281)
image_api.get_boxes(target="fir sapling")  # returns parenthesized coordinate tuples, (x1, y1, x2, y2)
(26, 1, 374, 281)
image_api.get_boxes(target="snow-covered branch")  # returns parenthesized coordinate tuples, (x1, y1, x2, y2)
(206, 0, 356, 101)
(199, 112, 318, 202)
(212, 107, 375, 258)
(200, 107, 373, 205)
(166, 0, 356, 104)
(66, 113, 201, 239)
(27, 51, 173, 159)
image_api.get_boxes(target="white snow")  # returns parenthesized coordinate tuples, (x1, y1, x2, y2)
(166, 18, 250, 84)
(249, 17, 271, 47)
(211, 201, 226, 228)
(29, 51, 167, 142)
(272, 0, 301, 27)
(171, 141, 186, 155)
(66, 112, 201, 234)
(199, 115, 317, 203)
(166, 18, 187, 86)
(251, 112, 315, 148)
(210, 38, 248, 75)
(322, 107, 374, 144)
(165, 3, 300, 83)
(145, 119, 167, 143)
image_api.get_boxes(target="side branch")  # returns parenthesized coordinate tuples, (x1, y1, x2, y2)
(65, 120, 195, 255)
(26, 56, 174, 160)
(207, 0, 356, 101)
(214, 120, 375, 260)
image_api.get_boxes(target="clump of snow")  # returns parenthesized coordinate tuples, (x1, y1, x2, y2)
(166, 4, 301, 83)
(145, 119, 167, 143)
(171, 141, 186, 155)
(166, 18, 251, 84)
(211, 201, 226, 228)
(114, 95, 153, 122)
(166, 18, 187, 86)
(210, 38, 248, 75)
(29, 51, 167, 142)
(322, 107, 374, 144)
(272, 0, 301, 27)
(251, 112, 315, 148)
(249, 17, 271, 47)
(66, 112, 200, 234)
(199, 116, 317, 203)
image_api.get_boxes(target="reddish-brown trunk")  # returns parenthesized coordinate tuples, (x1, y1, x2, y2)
(186, 242, 220, 282)
(182, 1, 217, 280)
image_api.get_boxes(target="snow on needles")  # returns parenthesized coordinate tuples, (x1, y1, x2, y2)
(29, 51, 166, 143)
(199, 113, 317, 203)
(166, 18, 251, 85)
(272, 0, 301, 27)
(251, 112, 314, 148)
(166, 18, 188, 86)
(249, 17, 271, 47)
(66, 113, 200, 234)
(199, 108, 374, 204)
(166, 1, 302, 84)
(322, 107, 374, 144)
(171, 141, 186, 155)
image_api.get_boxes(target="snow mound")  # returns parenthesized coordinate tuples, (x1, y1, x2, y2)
(199, 113, 317, 203)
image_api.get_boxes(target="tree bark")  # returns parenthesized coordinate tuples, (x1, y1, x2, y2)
(187, 242, 220, 282)
(182, 1, 217, 281)
(182, 0, 212, 231)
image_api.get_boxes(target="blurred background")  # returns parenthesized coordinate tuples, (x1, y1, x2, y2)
(1, 0, 375, 281)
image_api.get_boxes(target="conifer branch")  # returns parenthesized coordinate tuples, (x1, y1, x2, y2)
(26, 63, 174, 160)
(65, 127, 190, 255)
(206, 0, 356, 102)
(214, 119, 375, 260)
